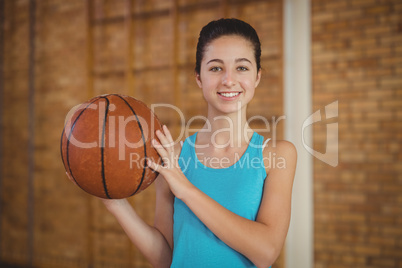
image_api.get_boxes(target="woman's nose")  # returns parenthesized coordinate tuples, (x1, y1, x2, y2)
(222, 70, 236, 87)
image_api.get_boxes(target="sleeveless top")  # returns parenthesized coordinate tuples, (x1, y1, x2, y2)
(171, 132, 269, 268)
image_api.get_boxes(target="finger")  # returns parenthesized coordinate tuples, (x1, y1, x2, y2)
(161, 127, 177, 164)
(156, 128, 174, 149)
(155, 129, 170, 148)
(147, 158, 163, 173)
(161, 126, 176, 161)
(152, 138, 169, 158)
(152, 139, 173, 168)
(180, 140, 183, 149)
(163, 125, 175, 146)
(151, 136, 164, 150)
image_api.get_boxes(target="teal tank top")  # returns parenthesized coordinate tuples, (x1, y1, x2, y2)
(171, 132, 269, 268)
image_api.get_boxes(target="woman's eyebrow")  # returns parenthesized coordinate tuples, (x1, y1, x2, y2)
(206, 58, 252, 65)
(206, 59, 224, 65)
(235, 58, 252, 64)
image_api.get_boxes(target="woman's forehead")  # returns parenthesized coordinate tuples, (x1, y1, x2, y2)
(203, 36, 255, 62)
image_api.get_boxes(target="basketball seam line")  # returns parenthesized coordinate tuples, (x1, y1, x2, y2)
(100, 96, 111, 199)
(115, 94, 147, 196)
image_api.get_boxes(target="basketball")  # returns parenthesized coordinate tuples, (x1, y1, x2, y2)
(60, 94, 162, 199)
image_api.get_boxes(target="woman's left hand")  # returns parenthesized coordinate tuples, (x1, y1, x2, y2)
(147, 125, 194, 199)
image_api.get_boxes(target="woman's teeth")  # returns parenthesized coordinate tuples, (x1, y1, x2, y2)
(219, 92, 240, 98)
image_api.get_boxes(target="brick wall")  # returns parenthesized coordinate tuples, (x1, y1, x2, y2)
(1, 0, 284, 267)
(2, 0, 91, 267)
(1, 1, 31, 265)
(312, 0, 402, 267)
(4, 0, 401, 267)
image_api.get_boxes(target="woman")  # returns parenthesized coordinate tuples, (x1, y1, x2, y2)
(71, 18, 296, 268)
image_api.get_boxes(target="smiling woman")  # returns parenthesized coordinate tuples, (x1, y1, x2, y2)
(65, 18, 296, 268)
(1, 0, 399, 267)
(196, 35, 261, 116)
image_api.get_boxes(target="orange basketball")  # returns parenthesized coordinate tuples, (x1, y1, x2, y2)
(60, 94, 162, 199)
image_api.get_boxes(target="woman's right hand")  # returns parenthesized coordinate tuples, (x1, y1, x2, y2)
(100, 197, 130, 213)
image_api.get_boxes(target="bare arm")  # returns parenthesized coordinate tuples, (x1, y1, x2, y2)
(148, 126, 297, 268)
(102, 175, 174, 268)
(66, 173, 174, 268)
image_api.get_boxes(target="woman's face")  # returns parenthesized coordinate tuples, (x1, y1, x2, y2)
(196, 35, 261, 116)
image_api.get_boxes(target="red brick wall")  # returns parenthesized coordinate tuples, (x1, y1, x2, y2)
(3, 0, 401, 267)
(1, 0, 284, 267)
(312, 0, 402, 267)
(1, 1, 31, 265)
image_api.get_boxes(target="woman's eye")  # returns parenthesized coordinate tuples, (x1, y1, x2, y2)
(210, 67, 222, 72)
(237, 66, 249, 71)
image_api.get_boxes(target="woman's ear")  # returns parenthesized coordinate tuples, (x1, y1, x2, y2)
(195, 73, 202, 88)
(255, 69, 262, 88)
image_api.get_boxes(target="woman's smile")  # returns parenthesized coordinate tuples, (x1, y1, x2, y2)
(217, 91, 242, 99)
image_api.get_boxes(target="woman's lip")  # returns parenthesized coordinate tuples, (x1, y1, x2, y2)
(217, 91, 242, 99)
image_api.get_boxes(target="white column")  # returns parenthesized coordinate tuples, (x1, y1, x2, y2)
(284, 0, 313, 267)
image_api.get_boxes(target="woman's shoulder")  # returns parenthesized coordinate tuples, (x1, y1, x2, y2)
(263, 139, 296, 154)
(262, 139, 297, 172)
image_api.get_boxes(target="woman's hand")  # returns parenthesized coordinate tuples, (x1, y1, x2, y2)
(147, 125, 194, 199)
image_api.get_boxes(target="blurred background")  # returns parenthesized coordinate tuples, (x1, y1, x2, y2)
(0, 0, 401, 267)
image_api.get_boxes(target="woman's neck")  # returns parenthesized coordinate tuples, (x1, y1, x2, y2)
(199, 109, 253, 149)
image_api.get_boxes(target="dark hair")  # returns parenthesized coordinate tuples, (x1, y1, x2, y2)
(195, 18, 261, 75)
